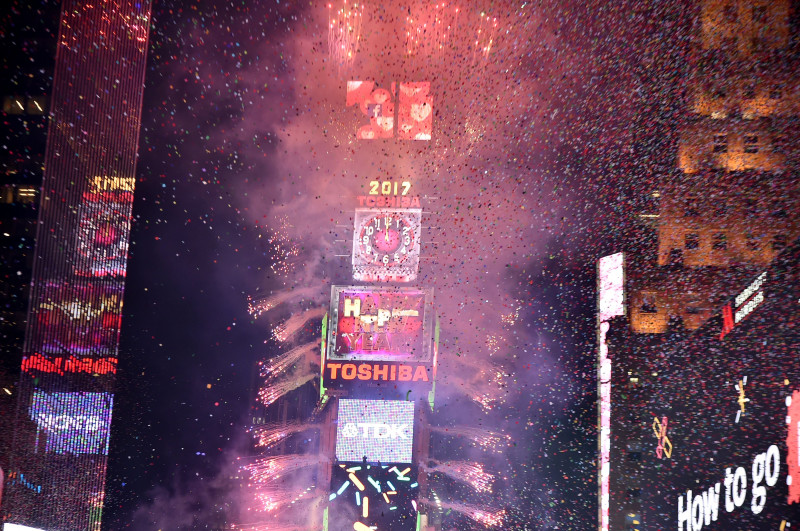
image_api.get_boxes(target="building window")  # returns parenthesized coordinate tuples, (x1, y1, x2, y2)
(3, 96, 25, 115)
(753, 5, 767, 23)
(15, 187, 37, 204)
(772, 234, 787, 251)
(744, 134, 759, 153)
(684, 198, 700, 217)
(712, 232, 728, 250)
(723, 3, 737, 22)
(640, 294, 657, 314)
(685, 233, 700, 249)
(772, 201, 787, 218)
(26, 96, 46, 115)
(712, 134, 728, 153)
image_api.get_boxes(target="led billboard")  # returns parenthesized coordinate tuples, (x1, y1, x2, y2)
(335, 399, 414, 464)
(640, 241, 800, 529)
(74, 189, 134, 278)
(328, 286, 433, 363)
(28, 391, 113, 455)
(597, 252, 625, 531)
(328, 463, 419, 531)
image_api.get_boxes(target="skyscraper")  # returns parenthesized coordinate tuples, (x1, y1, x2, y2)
(2, 0, 152, 528)
(603, 1, 799, 529)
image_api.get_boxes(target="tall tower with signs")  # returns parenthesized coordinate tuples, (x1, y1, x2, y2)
(319, 81, 438, 530)
(2, 1, 152, 529)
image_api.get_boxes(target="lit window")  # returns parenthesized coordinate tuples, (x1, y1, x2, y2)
(712, 232, 727, 250)
(26, 96, 46, 115)
(712, 134, 728, 153)
(640, 294, 657, 314)
(684, 198, 700, 217)
(746, 233, 760, 250)
(744, 134, 759, 153)
(15, 187, 37, 204)
(685, 233, 700, 249)
(723, 3, 737, 22)
(3, 96, 25, 115)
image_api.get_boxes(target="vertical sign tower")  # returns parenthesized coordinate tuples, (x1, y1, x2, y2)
(322, 81, 436, 530)
(4, 1, 152, 529)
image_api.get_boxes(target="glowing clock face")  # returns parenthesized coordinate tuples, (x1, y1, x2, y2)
(358, 213, 415, 266)
(352, 208, 422, 282)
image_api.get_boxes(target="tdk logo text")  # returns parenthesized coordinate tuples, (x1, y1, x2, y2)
(342, 422, 409, 439)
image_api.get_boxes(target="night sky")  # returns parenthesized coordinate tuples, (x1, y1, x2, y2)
(98, 0, 684, 528)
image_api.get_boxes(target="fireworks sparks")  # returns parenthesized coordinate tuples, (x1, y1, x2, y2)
(247, 286, 317, 318)
(243, 455, 320, 485)
(262, 215, 301, 276)
(271, 308, 326, 343)
(327, 0, 363, 73)
(258, 372, 315, 408)
(259, 341, 319, 380)
(431, 425, 511, 453)
(474, 11, 498, 58)
(251, 420, 317, 449)
(404, 2, 460, 56)
(439, 501, 506, 527)
(426, 460, 494, 493)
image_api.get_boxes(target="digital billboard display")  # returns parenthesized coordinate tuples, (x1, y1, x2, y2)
(328, 463, 419, 531)
(28, 280, 123, 356)
(328, 286, 433, 363)
(28, 391, 113, 455)
(335, 399, 415, 464)
(74, 189, 134, 278)
(346, 81, 431, 141)
(640, 243, 800, 529)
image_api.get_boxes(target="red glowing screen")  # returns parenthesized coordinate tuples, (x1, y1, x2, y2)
(327, 286, 433, 363)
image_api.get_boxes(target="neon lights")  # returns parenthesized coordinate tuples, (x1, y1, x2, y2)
(28, 391, 113, 455)
(21, 354, 117, 376)
(720, 271, 767, 339)
(326, 362, 430, 382)
(652, 416, 673, 459)
(597, 252, 625, 531)
(335, 399, 414, 463)
(328, 286, 433, 362)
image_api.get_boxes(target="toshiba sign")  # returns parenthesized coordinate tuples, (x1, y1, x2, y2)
(326, 362, 430, 382)
(335, 399, 415, 463)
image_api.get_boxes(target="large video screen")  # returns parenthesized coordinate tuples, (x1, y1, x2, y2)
(335, 399, 414, 463)
(640, 245, 800, 528)
(28, 391, 114, 455)
(328, 286, 433, 362)
(328, 462, 419, 531)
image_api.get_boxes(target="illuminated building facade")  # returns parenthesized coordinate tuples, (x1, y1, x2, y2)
(603, 1, 799, 529)
(0, 1, 60, 499)
(2, 0, 152, 529)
